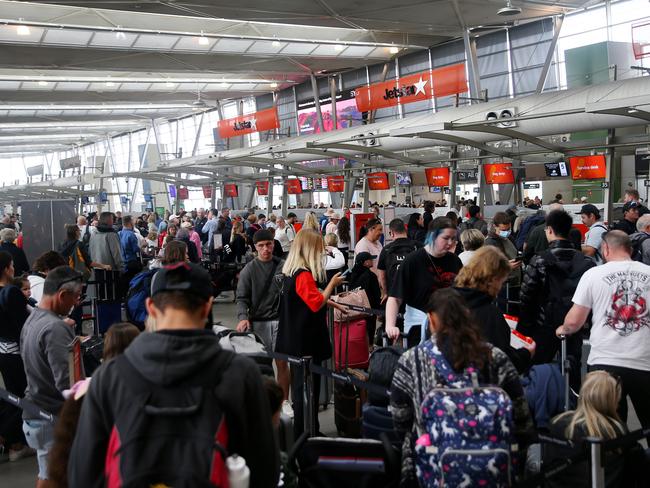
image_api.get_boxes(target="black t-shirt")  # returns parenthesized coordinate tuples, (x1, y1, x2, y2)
(389, 248, 462, 311)
(611, 218, 636, 235)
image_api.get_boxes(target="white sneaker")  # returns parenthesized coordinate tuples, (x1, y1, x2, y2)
(9, 446, 36, 462)
(281, 400, 294, 419)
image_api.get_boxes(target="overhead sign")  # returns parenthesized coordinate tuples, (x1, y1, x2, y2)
(177, 187, 189, 200)
(569, 155, 606, 180)
(168, 185, 176, 199)
(425, 167, 450, 187)
(224, 184, 238, 198)
(217, 107, 280, 139)
(286, 179, 302, 194)
(483, 163, 515, 185)
(367, 172, 390, 190)
(456, 169, 478, 182)
(255, 180, 269, 196)
(523, 183, 540, 189)
(144, 194, 153, 202)
(202, 186, 213, 199)
(327, 175, 345, 193)
(354, 63, 467, 112)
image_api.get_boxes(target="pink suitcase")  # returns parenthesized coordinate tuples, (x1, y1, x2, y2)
(334, 319, 369, 370)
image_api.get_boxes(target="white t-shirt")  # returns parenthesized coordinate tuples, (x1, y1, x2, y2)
(28, 275, 45, 305)
(572, 260, 650, 371)
(584, 222, 607, 264)
(354, 237, 383, 275)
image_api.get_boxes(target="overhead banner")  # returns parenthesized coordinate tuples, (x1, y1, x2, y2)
(255, 180, 269, 196)
(425, 167, 450, 187)
(367, 172, 390, 190)
(168, 185, 176, 199)
(354, 63, 467, 112)
(327, 175, 345, 193)
(217, 107, 280, 139)
(484, 163, 515, 185)
(224, 184, 238, 198)
(202, 186, 213, 199)
(177, 188, 189, 200)
(569, 155, 607, 180)
(286, 179, 302, 194)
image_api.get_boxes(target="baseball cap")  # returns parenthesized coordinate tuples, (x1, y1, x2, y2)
(623, 201, 640, 212)
(150, 262, 213, 300)
(576, 204, 601, 216)
(253, 229, 274, 243)
(355, 251, 377, 264)
(287, 212, 297, 219)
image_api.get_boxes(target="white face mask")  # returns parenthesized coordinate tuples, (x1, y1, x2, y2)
(498, 229, 511, 238)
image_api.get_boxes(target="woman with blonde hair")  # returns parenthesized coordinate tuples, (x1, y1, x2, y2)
(225, 220, 247, 262)
(275, 229, 345, 437)
(302, 211, 320, 232)
(545, 371, 646, 487)
(454, 245, 535, 373)
(458, 228, 485, 265)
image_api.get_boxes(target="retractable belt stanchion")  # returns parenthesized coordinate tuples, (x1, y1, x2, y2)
(302, 356, 316, 437)
(588, 440, 605, 488)
(560, 335, 570, 412)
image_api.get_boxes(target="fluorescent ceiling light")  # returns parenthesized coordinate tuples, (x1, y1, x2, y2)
(389, 46, 399, 54)
(0, 103, 195, 110)
(105, 81, 115, 87)
(198, 32, 210, 46)
(270, 82, 278, 89)
(37, 80, 48, 86)
(0, 120, 145, 129)
(0, 75, 292, 84)
(0, 134, 98, 141)
(272, 40, 281, 47)
(334, 44, 344, 52)
(16, 22, 30, 36)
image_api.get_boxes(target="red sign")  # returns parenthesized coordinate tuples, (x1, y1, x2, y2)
(177, 187, 189, 200)
(224, 184, 238, 197)
(355, 63, 467, 112)
(255, 180, 269, 196)
(483, 163, 515, 185)
(202, 186, 212, 199)
(217, 107, 280, 139)
(425, 167, 450, 187)
(367, 172, 390, 190)
(569, 155, 607, 180)
(286, 179, 302, 194)
(327, 175, 345, 193)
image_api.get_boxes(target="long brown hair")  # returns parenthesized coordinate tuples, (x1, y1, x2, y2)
(103, 322, 140, 360)
(425, 288, 491, 371)
(454, 246, 510, 296)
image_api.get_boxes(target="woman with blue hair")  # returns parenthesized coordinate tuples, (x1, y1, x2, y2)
(385, 217, 463, 345)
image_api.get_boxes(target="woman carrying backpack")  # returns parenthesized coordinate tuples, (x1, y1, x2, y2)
(390, 288, 535, 487)
(59, 224, 109, 280)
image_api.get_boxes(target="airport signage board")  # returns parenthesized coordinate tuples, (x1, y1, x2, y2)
(483, 163, 515, 185)
(569, 155, 606, 180)
(217, 107, 280, 139)
(425, 167, 450, 187)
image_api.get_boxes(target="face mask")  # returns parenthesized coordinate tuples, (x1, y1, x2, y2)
(498, 230, 511, 238)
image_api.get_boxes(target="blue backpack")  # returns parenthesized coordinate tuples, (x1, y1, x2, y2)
(125, 269, 157, 330)
(413, 342, 515, 487)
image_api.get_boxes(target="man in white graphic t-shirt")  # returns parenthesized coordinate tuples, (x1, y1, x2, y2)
(557, 230, 650, 431)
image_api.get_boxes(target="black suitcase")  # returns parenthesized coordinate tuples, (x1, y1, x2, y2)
(333, 370, 367, 438)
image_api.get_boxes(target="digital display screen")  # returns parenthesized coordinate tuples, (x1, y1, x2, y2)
(544, 161, 569, 177)
(298, 177, 329, 191)
(396, 172, 412, 185)
(297, 90, 362, 135)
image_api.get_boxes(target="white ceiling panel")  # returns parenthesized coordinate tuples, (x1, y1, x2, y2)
(311, 44, 344, 56)
(280, 43, 317, 55)
(132, 34, 178, 50)
(119, 82, 153, 91)
(174, 82, 205, 91)
(20, 81, 54, 91)
(87, 82, 120, 91)
(42, 29, 93, 46)
(212, 39, 254, 52)
(338, 45, 377, 57)
(173, 36, 216, 51)
(88, 31, 139, 48)
(0, 25, 45, 43)
(203, 83, 231, 91)
(0, 81, 22, 90)
(367, 47, 392, 58)
(53, 82, 90, 91)
(8, 110, 36, 117)
(247, 41, 285, 54)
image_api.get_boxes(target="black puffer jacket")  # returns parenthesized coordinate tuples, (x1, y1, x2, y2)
(454, 287, 532, 374)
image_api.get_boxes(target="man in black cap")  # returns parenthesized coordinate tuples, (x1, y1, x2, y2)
(69, 262, 279, 487)
(578, 203, 607, 264)
(611, 201, 640, 236)
(348, 251, 382, 342)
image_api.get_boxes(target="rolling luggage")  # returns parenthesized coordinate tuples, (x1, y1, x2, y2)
(334, 369, 367, 438)
(333, 318, 369, 370)
(213, 326, 274, 377)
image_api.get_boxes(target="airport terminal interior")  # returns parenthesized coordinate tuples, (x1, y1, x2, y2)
(0, 0, 650, 486)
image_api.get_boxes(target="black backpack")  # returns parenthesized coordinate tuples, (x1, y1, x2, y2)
(383, 240, 420, 293)
(367, 347, 402, 407)
(106, 353, 235, 487)
(630, 233, 650, 263)
(544, 250, 594, 328)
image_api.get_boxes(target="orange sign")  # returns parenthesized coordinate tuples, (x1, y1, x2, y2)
(255, 180, 269, 196)
(224, 184, 238, 197)
(177, 187, 189, 200)
(425, 167, 450, 187)
(327, 175, 345, 193)
(286, 179, 302, 194)
(484, 163, 515, 185)
(569, 155, 606, 180)
(217, 107, 280, 139)
(354, 63, 467, 112)
(367, 172, 390, 190)
(202, 186, 212, 198)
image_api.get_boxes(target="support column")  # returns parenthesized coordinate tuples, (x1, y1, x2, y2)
(330, 76, 338, 130)
(267, 176, 274, 216)
(536, 15, 564, 94)
(361, 170, 370, 212)
(281, 166, 289, 213)
(449, 146, 458, 207)
(192, 112, 205, 157)
(604, 131, 616, 223)
(310, 72, 325, 133)
(463, 30, 482, 102)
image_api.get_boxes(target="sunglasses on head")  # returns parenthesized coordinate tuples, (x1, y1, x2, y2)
(56, 273, 84, 291)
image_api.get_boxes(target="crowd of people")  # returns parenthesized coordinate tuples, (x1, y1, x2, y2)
(0, 194, 648, 488)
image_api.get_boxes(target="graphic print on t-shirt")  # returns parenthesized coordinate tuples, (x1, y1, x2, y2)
(603, 270, 650, 336)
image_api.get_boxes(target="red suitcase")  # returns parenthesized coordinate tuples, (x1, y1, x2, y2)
(334, 319, 369, 370)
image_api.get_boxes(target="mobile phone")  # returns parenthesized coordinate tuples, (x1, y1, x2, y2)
(341, 269, 352, 277)
(513, 252, 524, 262)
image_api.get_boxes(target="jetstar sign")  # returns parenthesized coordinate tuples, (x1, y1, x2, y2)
(355, 63, 467, 112)
(217, 107, 280, 139)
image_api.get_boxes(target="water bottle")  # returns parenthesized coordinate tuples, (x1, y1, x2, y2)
(226, 454, 250, 488)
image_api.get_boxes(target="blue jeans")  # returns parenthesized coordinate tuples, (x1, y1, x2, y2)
(23, 419, 54, 480)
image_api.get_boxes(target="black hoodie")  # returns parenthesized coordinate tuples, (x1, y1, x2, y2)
(454, 287, 532, 374)
(68, 329, 279, 487)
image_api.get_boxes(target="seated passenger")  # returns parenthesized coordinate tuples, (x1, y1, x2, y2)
(390, 288, 534, 486)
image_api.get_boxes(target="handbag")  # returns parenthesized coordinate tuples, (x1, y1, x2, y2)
(331, 287, 371, 322)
